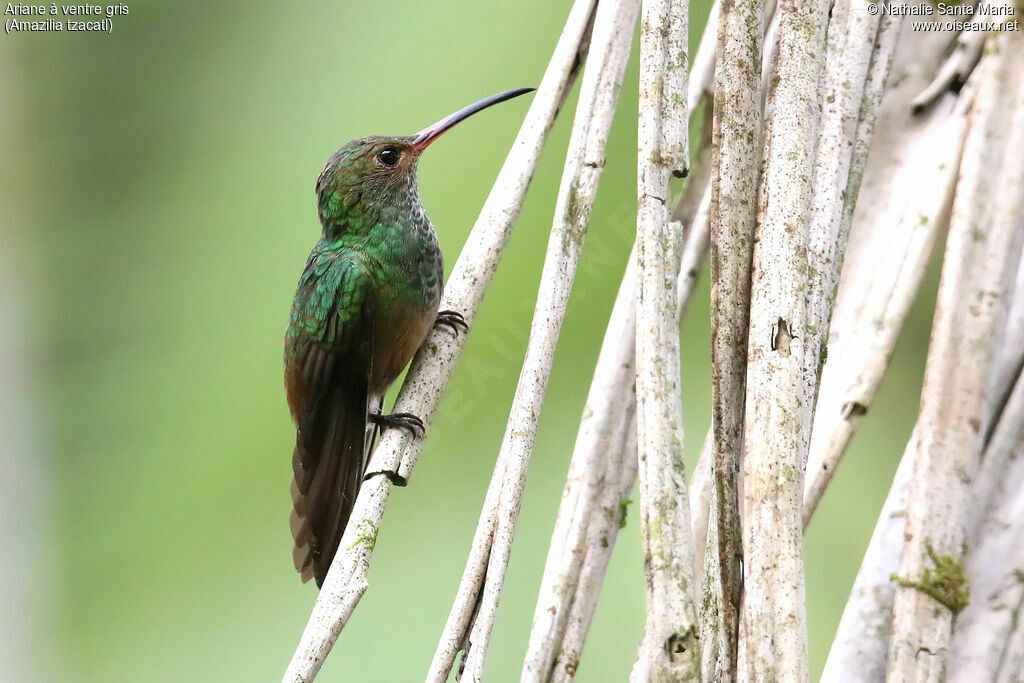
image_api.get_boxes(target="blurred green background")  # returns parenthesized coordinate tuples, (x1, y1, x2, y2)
(0, 1, 941, 681)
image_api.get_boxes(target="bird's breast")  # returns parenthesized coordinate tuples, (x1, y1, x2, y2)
(365, 215, 444, 392)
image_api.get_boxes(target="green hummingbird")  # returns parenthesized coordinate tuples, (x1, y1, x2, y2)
(285, 87, 533, 587)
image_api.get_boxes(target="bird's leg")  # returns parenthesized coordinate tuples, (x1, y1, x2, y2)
(369, 411, 425, 438)
(434, 309, 468, 335)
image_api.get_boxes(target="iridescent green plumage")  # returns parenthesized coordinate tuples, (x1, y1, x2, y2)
(284, 88, 533, 587)
(285, 136, 443, 587)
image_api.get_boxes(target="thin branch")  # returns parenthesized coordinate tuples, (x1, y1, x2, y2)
(997, 612, 1024, 683)
(825, 120, 1022, 674)
(426, 2, 642, 679)
(949, 375, 1024, 681)
(701, 0, 762, 673)
(946, 34, 1024, 680)
(688, 0, 720, 115)
(522, 65, 715, 679)
(521, 182, 711, 682)
(803, 27, 975, 526)
(280, 3, 597, 679)
(820, 432, 915, 683)
(737, 0, 831, 675)
(632, 0, 698, 679)
(910, 0, 1012, 113)
(687, 1, 780, 588)
(986, 213, 1024, 434)
(888, 36, 1024, 679)
(803, 1, 896, 420)
(826, 24, 955, 327)
(688, 427, 714, 579)
(521, 250, 640, 683)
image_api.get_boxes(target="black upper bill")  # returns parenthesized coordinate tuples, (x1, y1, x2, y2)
(411, 87, 535, 150)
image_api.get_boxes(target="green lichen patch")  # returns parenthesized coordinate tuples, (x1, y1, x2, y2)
(347, 518, 379, 551)
(891, 541, 970, 615)
(619, 497, 633, 529)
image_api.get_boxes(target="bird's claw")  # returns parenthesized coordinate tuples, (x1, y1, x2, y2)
(369, 411, 426, 438)
(435, 309, 469, 335)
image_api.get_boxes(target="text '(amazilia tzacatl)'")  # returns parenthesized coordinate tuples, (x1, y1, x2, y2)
(285, 87, 534, 587)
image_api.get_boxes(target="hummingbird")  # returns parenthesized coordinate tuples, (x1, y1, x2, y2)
(285, 87, 534, 587)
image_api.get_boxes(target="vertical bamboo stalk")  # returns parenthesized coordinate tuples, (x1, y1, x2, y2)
(520, 251, 640, 683)
(888, 34, 1024, 680)
(427, 2, 642, 679)
(948, 384, 1024, 680)
(989, 253, 1024, 422)
(522, 48, 714, 674)
(738, 0, 830, 677)
(803, 25, 972, 526)
(701, 0, 762, 674)
(820, 435, 915, 683)
(632, 0, 697, 679)
(281, 3, 597, 679)
(802, 2, 894, 415)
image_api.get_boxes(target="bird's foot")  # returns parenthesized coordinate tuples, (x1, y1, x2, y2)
(434, 309, 468, 335)
(369, 411, 425, 438)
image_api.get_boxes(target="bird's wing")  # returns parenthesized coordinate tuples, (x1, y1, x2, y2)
(285, 254, 375, 587)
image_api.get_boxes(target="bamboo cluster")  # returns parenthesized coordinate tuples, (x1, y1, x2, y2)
(284, 1, 1024, 680)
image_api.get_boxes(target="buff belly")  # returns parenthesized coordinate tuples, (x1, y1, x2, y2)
(368, 301, 437, 396)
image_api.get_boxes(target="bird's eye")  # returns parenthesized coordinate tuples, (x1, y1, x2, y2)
(377, 147, 400, 167)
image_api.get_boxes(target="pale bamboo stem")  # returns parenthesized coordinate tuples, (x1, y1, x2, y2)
(802, 31, 975, 525)
(737, 0, 831, 676)
(688, 0, 720, 115)
(631, 0, 698, 678)
(947, 34, 1024, 678)
(888, 36, 1024, 680)
(820, 433, 915, 683)
(280, 3, 597, 679)
(427, 2, 642, 679)
(910, 0, 1012, 113)
(522, 74, 712, 677)
(948, 378, 1024, 681)
(701, 0, 762, 674)
(802, 1, 892, 422)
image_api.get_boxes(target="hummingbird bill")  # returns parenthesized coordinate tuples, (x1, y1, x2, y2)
(285, 87, 534, 587)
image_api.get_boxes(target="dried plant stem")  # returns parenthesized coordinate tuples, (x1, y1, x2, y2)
(946, 34, 1024, 681)
(998, 618, 1024, 683)
(688, 0, 720, 114)
(820, 433, 915, 683)
(631, 0, 698, 679)
(522, 59, 713, 675)
(687, 2, 780, 592)
(803, 31, 974, 526)
(737, 0, 831, 676)
(522, 177, 711, 682)
(827, 127, 1023, 675)
(520, 250, 640, 683)
(687, 428, 713, 568)
(426, 2, 641, 679)
(910, 0, 1013, 113)
(280, 3, 596, 679)
(948, 382, 1024, 681)
(888, 36, 1024, 680)
(979, 386, 1024, 683)
(824, 25, 957, 343)
(816, 89, 968, 676)
(803, 3, 896, 417)
(701, 0, 762, 674)
(990, 254, 1024, 422)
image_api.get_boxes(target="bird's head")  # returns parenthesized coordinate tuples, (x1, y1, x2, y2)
(315, 87, 534, 237)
